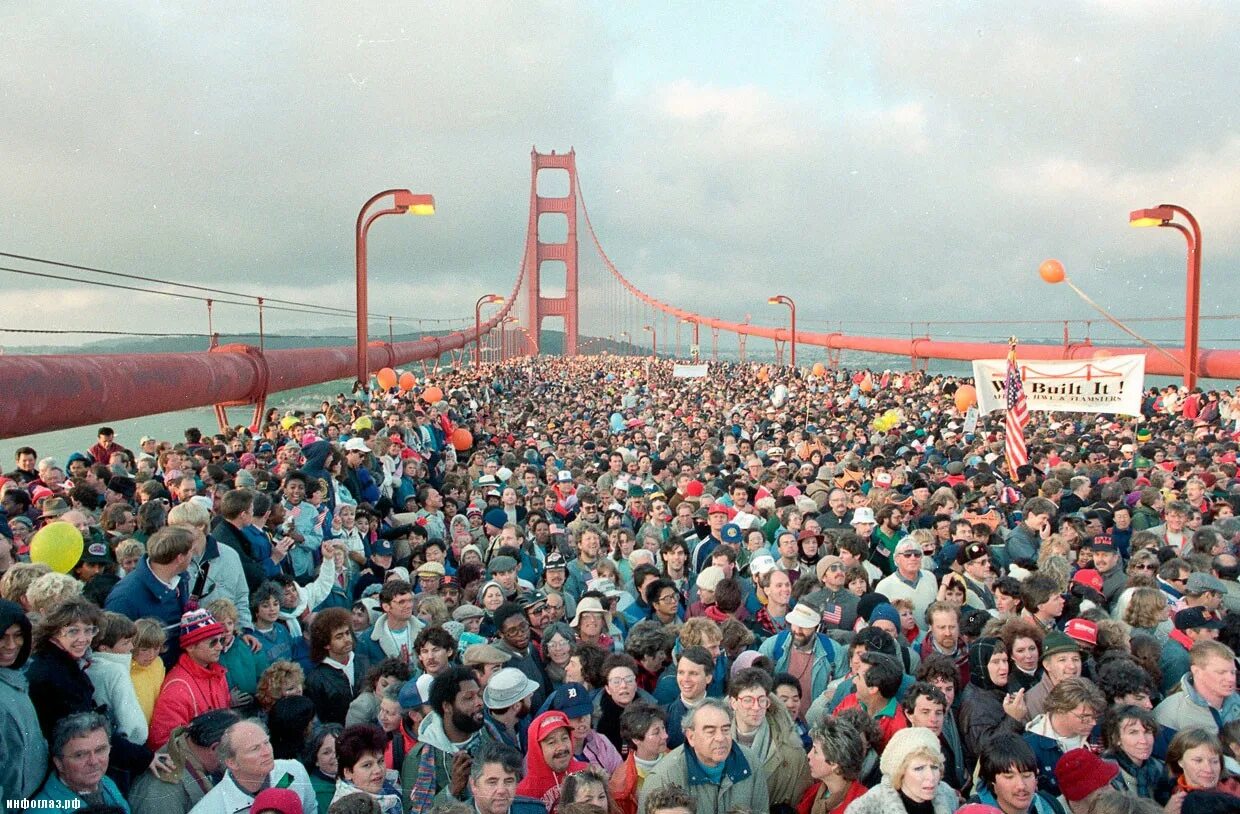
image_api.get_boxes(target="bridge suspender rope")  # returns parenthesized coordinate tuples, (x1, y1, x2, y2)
(575, 183, 1240, 380)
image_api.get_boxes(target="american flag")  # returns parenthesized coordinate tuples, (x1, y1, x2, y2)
(821, 603, 842, 625)
(1004, 340, 1030, 475)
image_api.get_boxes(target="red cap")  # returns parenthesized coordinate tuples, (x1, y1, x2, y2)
(531, 710, 571, 743)
(685, 481, 704, 498)
(1055, 749, 1118, 802)
(1064, 617, 1098, 647)
(1071, 569, 1104, 593)
(708, 502, 730, 516)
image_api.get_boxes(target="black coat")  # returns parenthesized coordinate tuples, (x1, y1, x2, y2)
(305, 651, 370, 726)
(211, 517, 266, 593)
(958, 682, 1024, 776)
(27, 644, 152, 784)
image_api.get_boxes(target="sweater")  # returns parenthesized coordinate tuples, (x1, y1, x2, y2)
(132, 656, 167, 723)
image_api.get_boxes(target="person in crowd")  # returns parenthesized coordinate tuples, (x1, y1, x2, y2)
(188, 719, 316, 814)
(1101, 705, 1172, 804)
(595, 653, 657, 752)
(514, 710, 587, 809)
(1165, 727, 1240, 798)
(1023, 678, 1107, 798)
(330, 724, 402, 814)
(726, 666, 811, 807)
(549, 681, 622, 775)
(33, 712, 130, 809)
(840, 726, 959, 814)
(402, 666, 486, 811)
(0, 598, 46, 805)
(664, 645, 713, 749)
(129, 709, 241, 814)
(638, 698, 769, 814)
(798, 716, 869, 814)
(1154, 640, 1240, 734)
(149, 609, 232, 750)
(960, 636, 1027, 777)
(610, 702, 669, 814)
(968, 733, 1065, 814)
(302, 723, 343, 814)
(1024, 632, 1082, 720)
(305, 607, 367, 726)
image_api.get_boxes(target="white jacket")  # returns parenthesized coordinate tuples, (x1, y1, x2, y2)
(86, 650, 148, 745)
(188, 760, 316, 814)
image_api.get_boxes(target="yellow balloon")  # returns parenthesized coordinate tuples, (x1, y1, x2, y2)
(30, 522, 85, 574)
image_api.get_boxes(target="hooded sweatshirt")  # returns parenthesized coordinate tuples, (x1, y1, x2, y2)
(0, 599, 46, 805)
(515, 711, 587, 811)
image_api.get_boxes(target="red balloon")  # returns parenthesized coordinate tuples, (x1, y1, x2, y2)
(422, 386, 444, 404)
(955, 384, 978, 413)
(398, 372, 416, 392)
(1039, 259, 1065, 284)
(451, 427, 473, 451)
(852, 372, 865, 385)
(376, 368, 397, 390)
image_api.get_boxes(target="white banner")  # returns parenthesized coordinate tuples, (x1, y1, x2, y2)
(972, 354, 1145, 416)
(673, 364, 709, 378)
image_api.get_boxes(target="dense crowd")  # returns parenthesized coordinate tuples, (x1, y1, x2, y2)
(1, 356, 1240, 814)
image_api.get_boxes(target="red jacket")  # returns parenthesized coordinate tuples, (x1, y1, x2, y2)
(797, 779, 868, 814)
(515, 711, 587, 810)
(148, 653, 230, 750)
(609, 752, 640, 814)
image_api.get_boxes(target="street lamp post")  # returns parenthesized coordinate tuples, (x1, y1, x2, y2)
(768, 295, 797, 368)
(500, 316, 518, 363)
(474, 294, 503, 368)
(1130, 205, 1202, 389)
(355, 189, 435, 387)
(644, 324, 657, 358)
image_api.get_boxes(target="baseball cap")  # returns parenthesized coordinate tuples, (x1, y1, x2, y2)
(543, 551, 567, 571)
(1071, 569, 1104, 594)
(549, 683, 592, 719)
(721, 523, 743, 544)
(786, 603, 821, 629)
(1088, 536, 1117, 553)
(488, 555, 518, 575)
(957, 542, 989, 565)
(530, 710, 572, 744)
(344, 437, 371, 453)
(1175, 607, 1223, 631)
(1063, 618, 1098, 647)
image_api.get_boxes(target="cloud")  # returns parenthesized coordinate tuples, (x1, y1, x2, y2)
(2, 2, 1238, 353)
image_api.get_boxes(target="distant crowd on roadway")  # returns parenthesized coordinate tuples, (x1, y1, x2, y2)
(1, 356, 1240, 814)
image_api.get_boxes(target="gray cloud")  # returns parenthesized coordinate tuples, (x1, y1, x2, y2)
(2, 2, 1237, 351)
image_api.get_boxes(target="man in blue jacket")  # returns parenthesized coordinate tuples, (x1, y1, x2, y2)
(105, 525, 193, 666)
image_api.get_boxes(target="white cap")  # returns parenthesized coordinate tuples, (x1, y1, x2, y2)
(344, 437, 371, 453)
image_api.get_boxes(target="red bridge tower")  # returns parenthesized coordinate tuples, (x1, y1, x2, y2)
(523, 148, 579, 355)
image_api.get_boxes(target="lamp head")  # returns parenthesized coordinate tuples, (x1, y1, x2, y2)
(394, 190, 436, 216)
(1129, 206, 1173, 228)
(767, 297, 780, 305)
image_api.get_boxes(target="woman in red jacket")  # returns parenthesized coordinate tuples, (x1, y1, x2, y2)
(148, 609, 231, 750)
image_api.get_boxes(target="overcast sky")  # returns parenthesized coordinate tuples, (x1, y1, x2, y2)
(3, 2, 1239, 350)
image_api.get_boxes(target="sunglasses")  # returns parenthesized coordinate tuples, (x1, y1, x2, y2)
(898, 551, 923, 559)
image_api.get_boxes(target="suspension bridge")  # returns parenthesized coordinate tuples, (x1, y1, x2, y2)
(2, 148, 1235, 440)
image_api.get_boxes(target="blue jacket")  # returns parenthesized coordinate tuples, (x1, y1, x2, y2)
(104, 557, 189, 666)
(971, 781, 1063, 814)
(1023, 730, 1070, 798)
(35, 772, 129, 811)
(759, 630, 843, 700)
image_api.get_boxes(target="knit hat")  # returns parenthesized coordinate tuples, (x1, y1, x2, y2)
(1182, 790, 1240, 814)
(178, 609, 225, 648)
(251, 786, 304, 814)
(968, 637, 1006, 691)
(483, 508, 507, 529)
(879, 727, 943, 785)
(1054, 748, 1118, 802)
(1041, 631, 1079, 662)
(868, 603, 900, 631)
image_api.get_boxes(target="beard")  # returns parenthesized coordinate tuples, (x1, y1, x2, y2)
(451, 706, 484, 735)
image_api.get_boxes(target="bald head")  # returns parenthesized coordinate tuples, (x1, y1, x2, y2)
(1213, 554, 1239, 582)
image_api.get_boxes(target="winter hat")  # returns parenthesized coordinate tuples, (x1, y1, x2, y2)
(868, 603, 901, 631)
(1055, 748, 1119, 802)
(968, 637, 1006, 691)
(0, 599, 32, 668)
(250, 786, 303, 814)
(178, 609, 225, 648)
(1040, 631, 1079, 662)
(1182, 790, 1240, 814)
(880, 727, 943, 786)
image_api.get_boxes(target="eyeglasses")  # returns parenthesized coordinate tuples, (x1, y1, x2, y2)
(734, 695, 769, 708)
(61, 625, 98, 639)
(203, 637, 226, 649)
(1131, 563, 1155, 571)
(608, 674, 637, 686)
(898, 551, 923, 559)
(65, 744, 110, 762)
(1070, 710, 1099, 724)
(656, 593, 679, 603)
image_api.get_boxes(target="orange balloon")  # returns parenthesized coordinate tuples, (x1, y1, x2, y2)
(860, 377, 874, 393)
(758, 367, 770, 383)
(422, 386, 444, 404)
(812, 362, 826, 377)
(1039, 259, 1065, 284)
(398, 372, 416, 392)
(955, 384, 977, 413)
(451, 427, 473, 451)
(376, 367, 397, 390)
